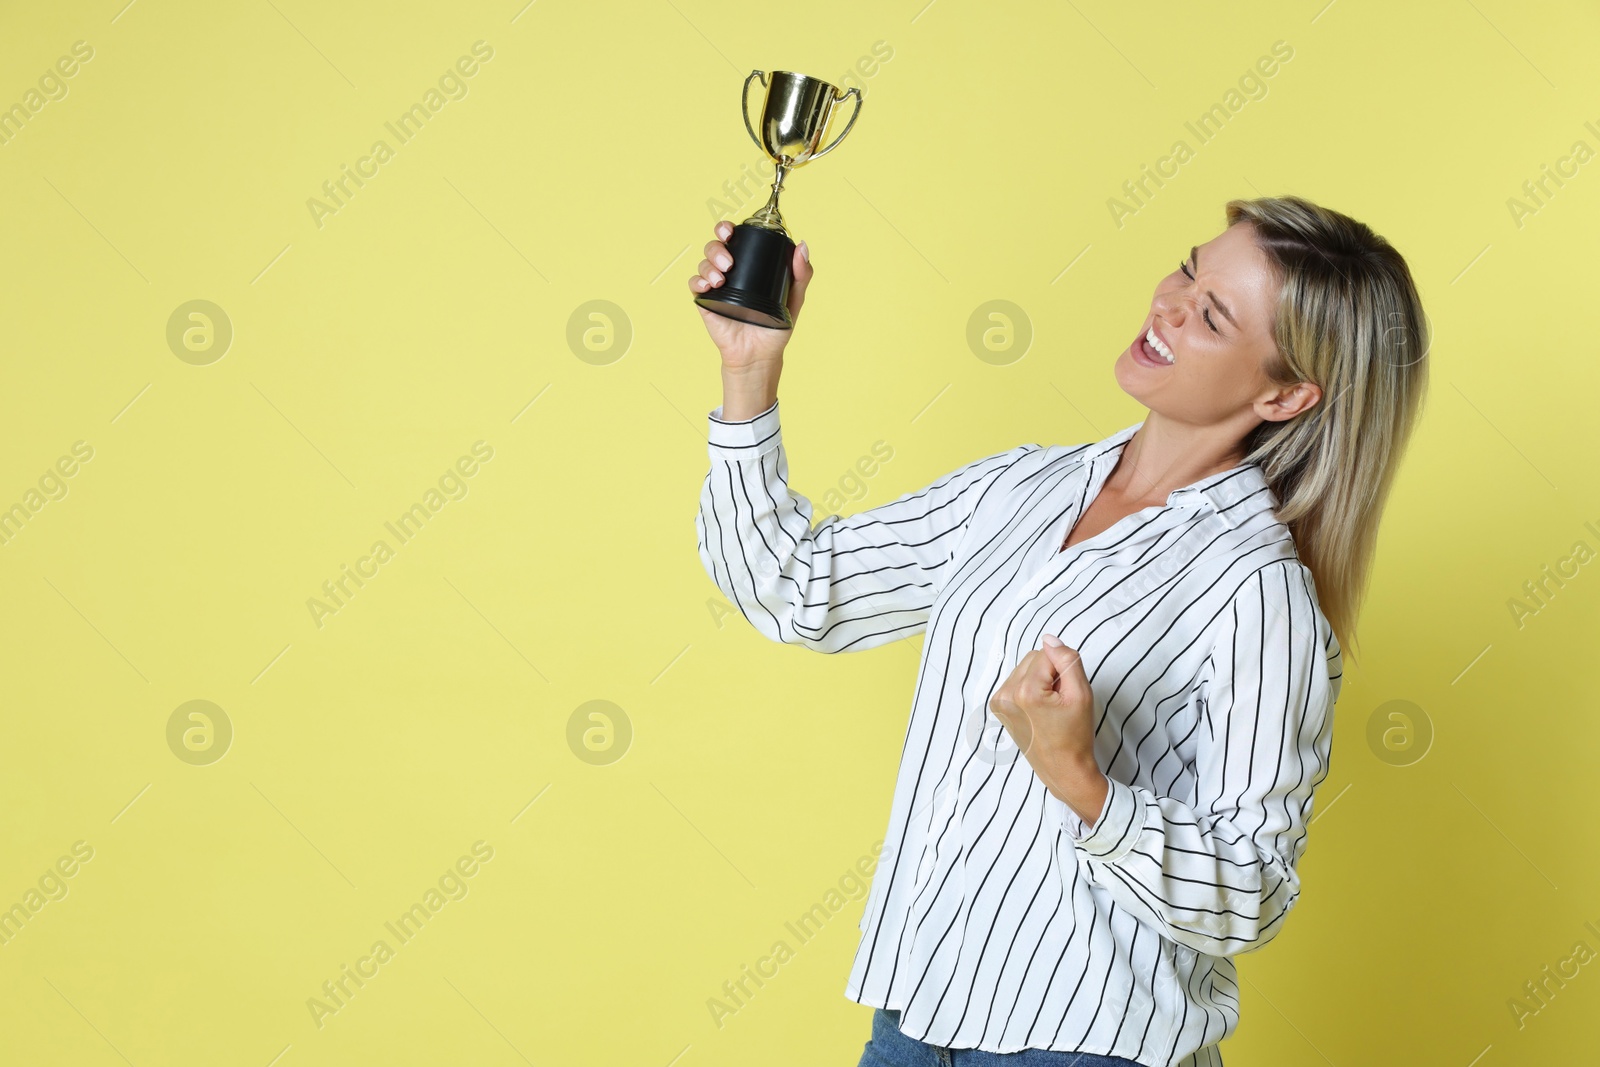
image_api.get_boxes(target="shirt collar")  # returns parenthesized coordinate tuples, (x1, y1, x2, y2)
(1079, 421, 1279, 529)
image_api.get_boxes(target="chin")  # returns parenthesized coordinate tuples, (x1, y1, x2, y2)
(1112, 348, 1149, 403)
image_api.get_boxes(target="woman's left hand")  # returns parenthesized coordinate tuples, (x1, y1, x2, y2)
(988, 634, 1109, 825)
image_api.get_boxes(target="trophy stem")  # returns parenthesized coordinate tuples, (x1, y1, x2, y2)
(743, 162, 790, 233)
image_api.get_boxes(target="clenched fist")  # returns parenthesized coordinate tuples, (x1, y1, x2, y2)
(689, 219, 815, 372)
(989, 633, 1110, 829)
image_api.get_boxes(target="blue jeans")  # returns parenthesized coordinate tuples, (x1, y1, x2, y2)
(857, 1008, 1147, 1067)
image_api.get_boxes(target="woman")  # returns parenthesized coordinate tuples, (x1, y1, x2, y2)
(689, 195, 1428, 1067)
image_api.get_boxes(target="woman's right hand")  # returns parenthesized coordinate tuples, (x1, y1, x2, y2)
(689, 220, 814, 371)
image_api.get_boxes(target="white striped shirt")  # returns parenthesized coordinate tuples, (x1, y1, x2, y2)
(695, 399, 1342, 1067)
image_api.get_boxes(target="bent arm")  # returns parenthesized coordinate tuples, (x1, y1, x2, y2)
(1046, 560, 1344, 956)
(695, 399, 1036, 653)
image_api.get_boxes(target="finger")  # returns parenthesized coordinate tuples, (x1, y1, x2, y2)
(1037, 647, 1091, 706)
(1022, 653, 1068, 704)
(703, 240, 732, 272)
(1019, 649, 1056, 685)
(714, 220, 733, 242)
(997, 698, 1036, 750)
(1041, 641, 1086, 679)
(689, 273, 709, 292)
(991, 696, 1021, 729)
(786, 240, 813, 319)
(697, 257, 724, 287)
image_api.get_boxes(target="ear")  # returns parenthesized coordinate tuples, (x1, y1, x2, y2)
(1258, 379, 1321, 422)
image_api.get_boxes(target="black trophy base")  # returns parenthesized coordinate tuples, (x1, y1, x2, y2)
(694, 223, 795, 330)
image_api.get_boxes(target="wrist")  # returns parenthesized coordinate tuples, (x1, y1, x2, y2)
(1044, 755, 1109, 828)
(719, 361, 782, 421)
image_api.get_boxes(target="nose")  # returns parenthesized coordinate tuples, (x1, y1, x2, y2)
(1152, 295, 1181, 329)
(1154, 285, 1199, 327)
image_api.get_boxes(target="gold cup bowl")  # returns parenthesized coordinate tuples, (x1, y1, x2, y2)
(693, 70, 863, 329)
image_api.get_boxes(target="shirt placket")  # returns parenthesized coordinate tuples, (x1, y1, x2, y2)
(947, 457, 1111, 912)
(974, 453, 1111, 691)
(956, 454, 1206, 882)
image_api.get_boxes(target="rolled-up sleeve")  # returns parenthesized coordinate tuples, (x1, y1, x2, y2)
(1046, 559, 1343, 956)
(695, 399, 1035, 653)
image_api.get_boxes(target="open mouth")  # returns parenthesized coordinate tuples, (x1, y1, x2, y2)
(1132, 324, 1175, 367)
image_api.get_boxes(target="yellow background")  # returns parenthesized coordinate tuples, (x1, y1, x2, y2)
(1, 0, 1596, 1064)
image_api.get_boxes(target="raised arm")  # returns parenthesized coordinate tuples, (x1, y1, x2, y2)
(687, 219, 1035, 653)
(697, 399, 1035, 652)
(1047, 559, 1344, 956)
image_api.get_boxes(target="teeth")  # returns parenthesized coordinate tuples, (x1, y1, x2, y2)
(1146, 327, 1175, 363)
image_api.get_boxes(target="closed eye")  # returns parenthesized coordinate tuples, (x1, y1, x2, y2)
(1179, 259, 1220, 334)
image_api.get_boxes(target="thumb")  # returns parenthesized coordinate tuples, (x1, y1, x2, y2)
(786, 240, 813, 320)
(1040, 636, 1085, 678)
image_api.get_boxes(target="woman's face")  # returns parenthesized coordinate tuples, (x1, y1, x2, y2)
(1114, 221, 1289, 426)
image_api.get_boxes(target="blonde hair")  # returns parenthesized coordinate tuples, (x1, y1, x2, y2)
(1224, 195, 1430, 667)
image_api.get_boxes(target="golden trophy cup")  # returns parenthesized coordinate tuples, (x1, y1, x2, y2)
(693, 70, 863, 330)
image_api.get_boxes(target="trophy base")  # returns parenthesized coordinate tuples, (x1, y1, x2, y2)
(693, 223, 795, 331)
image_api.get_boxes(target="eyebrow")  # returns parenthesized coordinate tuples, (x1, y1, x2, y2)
(1190, 245, 1239, 330)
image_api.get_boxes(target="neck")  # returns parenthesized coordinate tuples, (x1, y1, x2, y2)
(1107, 411, 1255, 504)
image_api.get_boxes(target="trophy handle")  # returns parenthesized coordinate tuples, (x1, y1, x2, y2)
(809, 86, 862, 161)
(741, 70, 768, 152)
